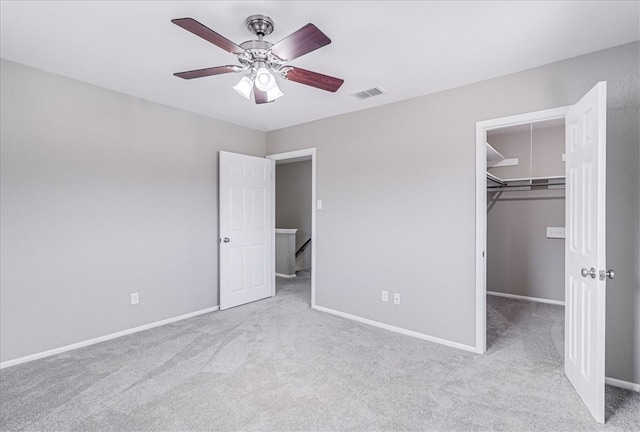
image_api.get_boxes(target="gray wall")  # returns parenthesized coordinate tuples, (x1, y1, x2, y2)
(275, 161, 312, 270)
(266, 42, 640, 384)
(0, 59, 266, 363)
(487, 190, 565, 302)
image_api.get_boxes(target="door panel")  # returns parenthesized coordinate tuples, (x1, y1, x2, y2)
(220, 151, 273, 310)
(564, 81, 607, 424)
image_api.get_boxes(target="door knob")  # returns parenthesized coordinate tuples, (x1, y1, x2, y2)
(222, 237, 230, 243)
(581, 267, 596, 279)
(599, 269, 615, 280)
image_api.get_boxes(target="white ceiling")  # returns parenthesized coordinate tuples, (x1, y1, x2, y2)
(1, 1, 638, 132)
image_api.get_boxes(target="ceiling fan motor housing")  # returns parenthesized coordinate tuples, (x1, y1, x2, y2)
(238, 39, 284, 74)
(246, 15, 274, 37)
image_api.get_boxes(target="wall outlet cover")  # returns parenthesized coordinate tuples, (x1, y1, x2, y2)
(393, 293, 401, 305)
(381, 290, 388, 302)
(130, 292, 139, 305)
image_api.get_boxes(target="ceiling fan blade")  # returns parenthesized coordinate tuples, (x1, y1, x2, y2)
(174, 66, 241, 80)
(172, 18, 244, 55)
(283, 67, 344, 92)
(254, 87, 272, 104)
(270, 23, 331, 61)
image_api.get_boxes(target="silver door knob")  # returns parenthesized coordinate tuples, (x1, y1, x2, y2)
(581, 267, 596, 278)
(605, 269, 615, 280)
(222, 237, 230, 243)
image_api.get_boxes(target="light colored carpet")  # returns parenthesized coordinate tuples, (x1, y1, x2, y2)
(1, 270, 638, 431)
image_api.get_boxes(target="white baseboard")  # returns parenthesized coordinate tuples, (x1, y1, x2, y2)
(4, 302, 638, 392)
(606, 377, 640, 393)
(0, 306, 219, 369)
(487, 290, 565, 306)
(312, 305, 478, 353)
(275, 273, 296, 278)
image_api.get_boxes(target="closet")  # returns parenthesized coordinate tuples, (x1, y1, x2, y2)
(486, 119, 566, 304)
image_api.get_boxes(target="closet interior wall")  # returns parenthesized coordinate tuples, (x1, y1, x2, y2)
(487, 124, 566, 303)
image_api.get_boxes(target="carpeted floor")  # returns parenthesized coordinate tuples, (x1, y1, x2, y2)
(1, 271, 638, 431)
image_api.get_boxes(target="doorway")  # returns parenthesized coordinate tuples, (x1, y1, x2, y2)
(484, 119, 567, 365)
(475, 107, 570, 353)
(486, 119, 567, 308)
(267, 148, 317, 307)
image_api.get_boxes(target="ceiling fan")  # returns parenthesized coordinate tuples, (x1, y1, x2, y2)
(172, 15, 345, 104)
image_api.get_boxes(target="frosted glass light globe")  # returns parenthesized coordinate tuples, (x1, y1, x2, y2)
(255, 67, 276, 92)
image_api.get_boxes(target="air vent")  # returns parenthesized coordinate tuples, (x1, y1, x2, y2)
(351, 87, 385, 100)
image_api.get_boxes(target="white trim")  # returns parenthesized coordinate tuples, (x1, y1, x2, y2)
(275, 273, 296, 278)
(311, 152, 316, 308)
(475, 122, 488, 353)
(0, 306, 219, 369)
(313, 305, 478, 353)
(267, 148, 317, 308)
(605, 377, 640, 393)
(476, 106, 571, 354)
(487, 291, 565, 306)
(480, 106, 571, 131)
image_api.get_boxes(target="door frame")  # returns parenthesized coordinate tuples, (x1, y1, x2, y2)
(266, 148, 317, 307)
(475, 106, 570, 353)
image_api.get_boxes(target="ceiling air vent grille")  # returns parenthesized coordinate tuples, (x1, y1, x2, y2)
(351, 87, 385, 100)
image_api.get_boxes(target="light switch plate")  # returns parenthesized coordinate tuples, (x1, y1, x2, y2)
(317, 199, 323, 210)
(547, 227, 565, 239)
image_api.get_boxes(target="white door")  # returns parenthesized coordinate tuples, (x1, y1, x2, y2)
(565, 81, 607, 423)
(219, 151, 273, 310)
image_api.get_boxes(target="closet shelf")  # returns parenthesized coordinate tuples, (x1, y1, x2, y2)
(486, 143, 519, 168)
(486, 174, 565, 192)
(487, 172, 505, 186)
(486, 142, 504, 165)
(497, 175, 565, 182)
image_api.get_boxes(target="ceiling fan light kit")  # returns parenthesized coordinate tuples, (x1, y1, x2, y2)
(265, 83, 285, 102)
(254, 66, 275, 91)
(233, 76, 254, 99)
(172, 14, 344, 104)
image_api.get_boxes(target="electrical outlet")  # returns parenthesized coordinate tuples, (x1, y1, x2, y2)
(130, 292, 139, 305)
(381, 290, 389, 302)
(393, 293, 401, 305)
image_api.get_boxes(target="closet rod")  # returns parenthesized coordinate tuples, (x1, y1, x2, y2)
(487, 182, 565, 191)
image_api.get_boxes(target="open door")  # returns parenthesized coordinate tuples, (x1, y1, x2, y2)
(564, 81, 607, 423)
(219, 151, 273, 310)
